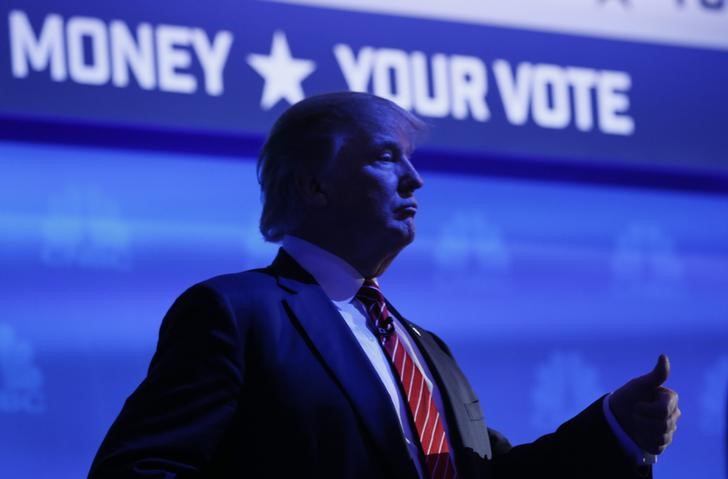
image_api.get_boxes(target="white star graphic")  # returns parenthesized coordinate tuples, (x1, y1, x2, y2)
(247, 31, 316, 110)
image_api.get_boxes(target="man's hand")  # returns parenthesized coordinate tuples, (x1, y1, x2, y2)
(609, 354, 681, 455)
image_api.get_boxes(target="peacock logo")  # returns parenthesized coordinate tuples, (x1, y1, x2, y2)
(0, 323, 45, 414)
(530, 351, 603, 431)
(40, 186, 131, 270)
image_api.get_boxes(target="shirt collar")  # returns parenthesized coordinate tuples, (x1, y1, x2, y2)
(282, 235, 365, 302)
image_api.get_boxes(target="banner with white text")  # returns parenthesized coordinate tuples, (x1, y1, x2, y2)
(1, 0, 726, 173)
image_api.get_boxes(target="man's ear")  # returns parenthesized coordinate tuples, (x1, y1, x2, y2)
(294, 173, 327, 208)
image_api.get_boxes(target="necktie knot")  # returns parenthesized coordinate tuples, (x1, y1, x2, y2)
(356, 279, 394, 343)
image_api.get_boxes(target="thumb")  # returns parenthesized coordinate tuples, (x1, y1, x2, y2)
(632, 354, 670, 391)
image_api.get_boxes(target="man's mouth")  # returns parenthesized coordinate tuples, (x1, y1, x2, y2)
(396, 204, 418, 218)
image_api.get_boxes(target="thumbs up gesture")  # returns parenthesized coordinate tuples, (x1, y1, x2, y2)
(609, 354, 681, 455)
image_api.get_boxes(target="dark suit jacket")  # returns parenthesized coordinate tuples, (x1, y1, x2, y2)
(89, 250, 651, 478)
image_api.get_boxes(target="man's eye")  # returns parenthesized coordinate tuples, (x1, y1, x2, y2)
(378, 151, 395, 162)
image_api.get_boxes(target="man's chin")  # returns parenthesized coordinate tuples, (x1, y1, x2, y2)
(394, 220, 416, 246)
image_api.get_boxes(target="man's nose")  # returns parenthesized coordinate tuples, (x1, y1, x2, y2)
(399, 157, 424, 195)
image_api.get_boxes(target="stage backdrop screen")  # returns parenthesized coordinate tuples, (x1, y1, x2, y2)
(1, 140, 726, 478)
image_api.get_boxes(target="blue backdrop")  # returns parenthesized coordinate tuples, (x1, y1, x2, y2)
(1, 141, 726, 477)
(1, 0, 727, 477)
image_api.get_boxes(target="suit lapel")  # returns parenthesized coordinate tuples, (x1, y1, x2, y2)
(387, 303, 493, 472)
(271, 250, 418, 479)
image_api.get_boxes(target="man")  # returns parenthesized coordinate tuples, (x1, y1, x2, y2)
(89, 92, 680, 478)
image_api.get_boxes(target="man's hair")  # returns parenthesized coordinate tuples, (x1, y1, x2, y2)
(257, 91, 426, 242)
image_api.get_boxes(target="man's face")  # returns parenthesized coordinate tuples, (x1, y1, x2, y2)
(318, 123, 424, 264)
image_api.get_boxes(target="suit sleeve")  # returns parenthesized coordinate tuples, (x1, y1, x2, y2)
(428, 331, 651, 478)
(88, 284, 245, 478)
(486, 397, 652, 479)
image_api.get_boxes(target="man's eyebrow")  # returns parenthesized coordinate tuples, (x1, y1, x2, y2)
(377, 140, 400, 151)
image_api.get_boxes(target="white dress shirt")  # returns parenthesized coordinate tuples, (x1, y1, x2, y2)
(281, 235, 653, 470)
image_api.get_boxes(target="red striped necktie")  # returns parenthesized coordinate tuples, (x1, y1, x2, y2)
(356, 279, 457, 479)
